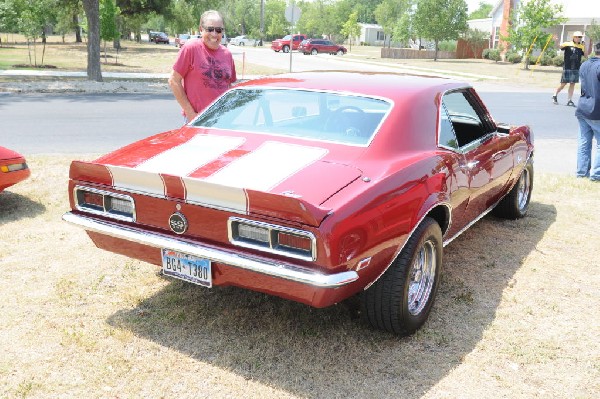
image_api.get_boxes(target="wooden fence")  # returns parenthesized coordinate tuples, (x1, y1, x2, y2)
(381, 39, 489, 60)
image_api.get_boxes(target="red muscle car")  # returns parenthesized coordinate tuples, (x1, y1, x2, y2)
(63, 71, 534, 335)
(0, 146, 31, 192)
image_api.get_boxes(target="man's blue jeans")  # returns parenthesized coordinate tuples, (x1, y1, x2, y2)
(576, 117, 600, 181)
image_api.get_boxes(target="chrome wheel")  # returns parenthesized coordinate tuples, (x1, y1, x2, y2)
(361, 217, 442, 335)
(516, 167, 531, 212)
(493, 158, 533, 220)
(407, 239, 437, 316)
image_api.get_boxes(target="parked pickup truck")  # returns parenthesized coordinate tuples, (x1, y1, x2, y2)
(271, 34, 307, 53)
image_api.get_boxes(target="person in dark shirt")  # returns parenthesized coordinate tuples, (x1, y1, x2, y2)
(574, 41, 600, 181)
(553, 31, 586, 106)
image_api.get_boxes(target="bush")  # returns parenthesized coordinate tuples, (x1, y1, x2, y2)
(552, 55, 564, 67)
(506, 51, 522, 63)
(488, 48, 501, 62)
(537, 52, 556, 66)
(545, 49, 557, 58)
(438, 40, 456, 52)
(482, 48, 491, 59)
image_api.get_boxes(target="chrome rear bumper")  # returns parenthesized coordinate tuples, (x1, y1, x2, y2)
(63, 212, 358, 288)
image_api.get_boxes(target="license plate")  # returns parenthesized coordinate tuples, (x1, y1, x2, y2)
(161, 249, 212, 287)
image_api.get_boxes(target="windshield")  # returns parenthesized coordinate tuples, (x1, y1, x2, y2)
(192, 88, 391, 146)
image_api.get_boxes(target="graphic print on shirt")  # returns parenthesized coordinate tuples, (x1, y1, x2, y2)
(200, 56, 231, 90)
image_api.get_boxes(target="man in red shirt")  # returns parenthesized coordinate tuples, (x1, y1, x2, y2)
(169, 10, 237, 122)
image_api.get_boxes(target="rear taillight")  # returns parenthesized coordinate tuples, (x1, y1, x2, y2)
(228, 217, 316, 261)
(75, 186, 135, 222)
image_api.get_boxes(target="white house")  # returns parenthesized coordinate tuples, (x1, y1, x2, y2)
(358, 23, 385, 46)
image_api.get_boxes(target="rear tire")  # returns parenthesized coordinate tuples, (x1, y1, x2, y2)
(283, 45, 290, 53)
(493, 158, 533, 219)
(311, 48, 318, 55)
(361, 217, 443, 335)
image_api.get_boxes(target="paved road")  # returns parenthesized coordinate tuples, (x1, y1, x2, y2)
(0, 92, 182, 154)
(0, 89, 578, 175)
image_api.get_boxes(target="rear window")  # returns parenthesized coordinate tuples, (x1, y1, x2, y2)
(192, 88, 392, 146)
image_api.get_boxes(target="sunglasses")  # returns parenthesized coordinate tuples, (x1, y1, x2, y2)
(204, 27, 224, 34)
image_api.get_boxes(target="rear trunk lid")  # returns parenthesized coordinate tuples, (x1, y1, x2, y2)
(70, 129, 363, 226)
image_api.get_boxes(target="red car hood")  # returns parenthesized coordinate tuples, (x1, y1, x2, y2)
(70, 129, 363, 226)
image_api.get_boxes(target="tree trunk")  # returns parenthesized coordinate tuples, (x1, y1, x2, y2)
(73, 14, 82, 43)
(82, 0, 102, 81)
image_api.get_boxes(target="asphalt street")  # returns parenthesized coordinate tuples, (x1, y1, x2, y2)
(0, 48, 584, 176)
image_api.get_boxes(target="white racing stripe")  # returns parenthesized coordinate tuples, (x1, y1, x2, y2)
(107, 138, 327, 213)
(109, 166, 166, 197)
(182, 179, 248, 213)
(135, 134, 246, 176)
(204, 141, 328, 191)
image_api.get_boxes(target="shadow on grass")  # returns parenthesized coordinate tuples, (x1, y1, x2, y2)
(106, 200, 556, 398)
(0, 191, 46, 224)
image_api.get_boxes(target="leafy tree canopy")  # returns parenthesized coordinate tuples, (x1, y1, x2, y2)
(505, 0, 566, 53)
(469, 1, 493, 20)
(117, 0, 171, 17)
(587, 19, 600, 43)
(374, 0, 413, 45)
(414, 0, 468, 59)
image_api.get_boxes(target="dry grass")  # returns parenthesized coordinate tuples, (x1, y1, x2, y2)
(0, 34, 284, 77)
(1, 155, 599, 398)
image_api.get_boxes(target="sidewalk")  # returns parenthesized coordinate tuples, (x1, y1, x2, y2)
(0, 69, 169, 79)
(0, 70, 263, 94)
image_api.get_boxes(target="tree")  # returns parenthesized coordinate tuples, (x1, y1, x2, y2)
(55, 0, 84, 42)
(0, 0, 21, 45)
(117, 0, 171, 17)
(265, 0, 287, 40)
(341, 10, 360, 50)
(223, 0, 259, 38)
(100, 0, 119, 63)
(16, 0, 58, 66)
(82, 0, 102, 81)
(414, 0, 468, 60)
(374, 0, 413, 47)
(166, 0, 196, 36)
(296, 0, 343, 41)
(587, 19, 600, 44)
(469, 1, 492, 20)
(504, 0, 565, 69)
